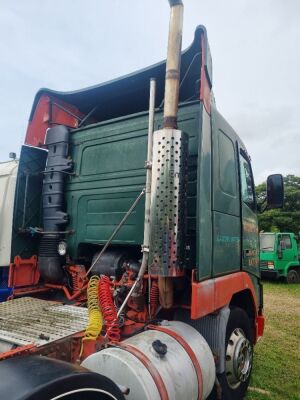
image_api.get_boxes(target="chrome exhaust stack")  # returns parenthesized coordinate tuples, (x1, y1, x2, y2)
(149, 0, 188, 280)
(163, 0, 184, 129)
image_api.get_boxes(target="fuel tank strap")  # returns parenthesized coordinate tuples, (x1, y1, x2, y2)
(148, 324, 203, 400)
(111, 342, 169, 400)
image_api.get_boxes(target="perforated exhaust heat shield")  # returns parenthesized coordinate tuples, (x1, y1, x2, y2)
(149, 129, 188, 276)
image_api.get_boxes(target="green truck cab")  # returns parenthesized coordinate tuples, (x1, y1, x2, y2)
(260, 232, 300, 283)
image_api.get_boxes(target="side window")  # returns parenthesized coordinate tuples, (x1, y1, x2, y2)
(218, 131, 237, 197)
(279, 234, 292, 250)
(240, 152, 255, 209)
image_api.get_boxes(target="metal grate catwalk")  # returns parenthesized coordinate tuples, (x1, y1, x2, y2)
(0, 297, 88, 348)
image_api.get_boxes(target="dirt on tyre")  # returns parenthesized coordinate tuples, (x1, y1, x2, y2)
(217, 307, 254, 400)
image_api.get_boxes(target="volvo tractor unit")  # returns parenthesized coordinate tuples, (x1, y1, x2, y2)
(0, 1, 284, 399)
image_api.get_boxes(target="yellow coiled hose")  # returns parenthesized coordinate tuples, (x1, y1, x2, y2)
(80, 275, 103, 357)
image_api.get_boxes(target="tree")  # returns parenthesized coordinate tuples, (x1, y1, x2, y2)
(256, 175, 300, 234)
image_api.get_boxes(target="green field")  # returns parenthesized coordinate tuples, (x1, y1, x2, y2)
(245, 282, 300, 400)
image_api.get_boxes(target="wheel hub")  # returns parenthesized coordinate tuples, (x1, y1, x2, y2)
(225, 328, 252, 389)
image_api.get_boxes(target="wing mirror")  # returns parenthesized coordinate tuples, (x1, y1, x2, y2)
(266, 174, 284, 209)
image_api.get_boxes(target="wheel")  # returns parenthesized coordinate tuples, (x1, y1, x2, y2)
(217, 307, 254, 400)
(286, 269, 300, 284)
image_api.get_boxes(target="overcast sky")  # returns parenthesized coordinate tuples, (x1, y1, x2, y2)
(0, 0, 299, 183)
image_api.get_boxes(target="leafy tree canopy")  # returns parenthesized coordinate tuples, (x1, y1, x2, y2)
(256, 175, 300, 234)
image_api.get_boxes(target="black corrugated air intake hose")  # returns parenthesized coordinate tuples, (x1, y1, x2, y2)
(38, 125, 72, 283)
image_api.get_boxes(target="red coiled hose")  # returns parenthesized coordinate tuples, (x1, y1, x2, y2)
(150, 280, 159, 318)
(72, 273, 79, 292)
(98, 275, 120, 341)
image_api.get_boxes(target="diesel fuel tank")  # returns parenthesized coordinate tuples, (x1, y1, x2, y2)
(82, 321, 215, 400)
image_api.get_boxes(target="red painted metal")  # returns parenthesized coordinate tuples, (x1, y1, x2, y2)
(191, 271, 258, 320)
(67, 265, 87, 302)
(79, 339, 98, 362)
(45, 283, 88, 301)
(1, 335, 84, 363)
(0, 344, 36, 361)
(113, 342, 169, 400)
(200, 34, 211, 115)
(256, 314, 265, 341)
(149, 325, 203, 400)
(8, 286, 50, 299)
(0, 326, 86, 363)
(8, 255, 40, 288)
(121, 320, 146, 337)
(25, 95, 83, 147)
(7, 262, 88, 300)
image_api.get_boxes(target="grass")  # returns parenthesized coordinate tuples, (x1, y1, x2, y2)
(245, 282, 300, 400)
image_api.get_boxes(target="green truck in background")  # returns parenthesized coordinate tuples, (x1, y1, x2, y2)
(260, 232, 300, 283)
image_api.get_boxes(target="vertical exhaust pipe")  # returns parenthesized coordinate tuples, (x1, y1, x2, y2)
(149, 0, 188, 286)
(163, 0, 184, 129)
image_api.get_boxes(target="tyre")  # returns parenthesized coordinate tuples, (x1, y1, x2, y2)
(286, 269, 300, 284)
(217, 307, 254, 400)
(0, 356, 125, 400)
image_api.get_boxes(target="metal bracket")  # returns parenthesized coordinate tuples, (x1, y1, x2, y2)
(141, 245, 150, 253)
(145, 161, 152, 169)
(18, 228, 75, 236)
(42, 170, 77, 177)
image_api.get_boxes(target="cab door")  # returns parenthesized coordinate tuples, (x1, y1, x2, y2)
(211, 108, 241, 277)
(239, 149, 260, 277)
(276, 234, 295, 270)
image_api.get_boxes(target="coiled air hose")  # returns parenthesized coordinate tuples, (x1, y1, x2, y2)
(99, 275, 121, 341)
(80, 275, 103, 357)
(150, 280, 159, 318)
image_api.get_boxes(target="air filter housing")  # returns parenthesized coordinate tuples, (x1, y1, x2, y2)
(39, 125, 72, 283)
